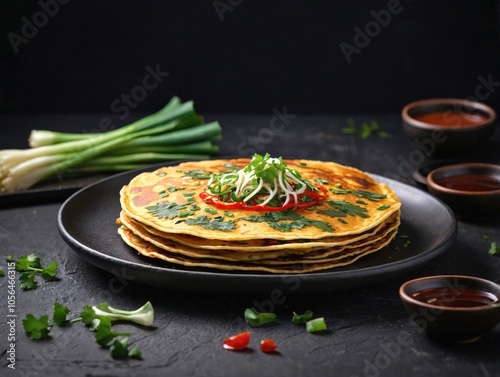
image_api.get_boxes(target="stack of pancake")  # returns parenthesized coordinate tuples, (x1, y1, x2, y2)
(117, 158, 401, 274)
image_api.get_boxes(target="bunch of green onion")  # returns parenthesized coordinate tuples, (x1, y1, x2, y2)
(0, 97, 221, 192)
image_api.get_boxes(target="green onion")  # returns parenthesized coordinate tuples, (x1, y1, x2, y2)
(0, 96, 221, 192)
(244, 308, 277, 327)
(306, 317, 328, 333)
(292, 310, 313, 325)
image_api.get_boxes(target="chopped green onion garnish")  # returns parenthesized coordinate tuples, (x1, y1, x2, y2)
(306, 317, 327, 333)
(244, 308, 277, 327)
(292, 310, 313, 325)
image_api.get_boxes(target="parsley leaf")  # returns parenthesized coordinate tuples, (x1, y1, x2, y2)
(20, 271, 38, 290)
(330, 188, 387, 202)
(95, 317, 126, 347)
(243, 209, 333, 233)
(42, 261, 58, 281)
(53, 303, 70, 326)
(16, 254, 41, 270)
(79, 306, 97, 327)
(146, 201, 188, 219)
(23, 314, 51, 340)
(185, 215, 236, 231)
(110, 337, 130, 359)
(318, 200, 369, 218)
(14, 254, 58, 290)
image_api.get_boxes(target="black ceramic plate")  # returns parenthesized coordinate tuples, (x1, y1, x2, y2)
(58, 166, 458, 294)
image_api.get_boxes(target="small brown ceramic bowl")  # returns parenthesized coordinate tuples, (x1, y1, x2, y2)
(400, 275, 500, 343)
(402, 98, 496, 156)
(426, 163, 500, 221)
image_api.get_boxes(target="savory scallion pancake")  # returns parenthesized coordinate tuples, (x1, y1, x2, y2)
(120, 159, 400, 241)
(117, 157, 402, 274)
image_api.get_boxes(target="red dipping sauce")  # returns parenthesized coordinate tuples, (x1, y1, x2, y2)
(412, 287, 498, 308)
(436, 174, 500, 192)
(413, 110, 489, 126)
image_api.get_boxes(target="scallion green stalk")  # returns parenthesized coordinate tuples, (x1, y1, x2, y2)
(0, 97, 221, 192)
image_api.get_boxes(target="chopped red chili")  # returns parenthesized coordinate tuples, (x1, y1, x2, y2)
(223, 331, 250, 351)
(259, 338, 278, 353)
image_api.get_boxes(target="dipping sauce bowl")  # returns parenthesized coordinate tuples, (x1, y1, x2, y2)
(402, 98, 496, 156)
(400, 275, 500, 343)
(426, 163, 500, 221)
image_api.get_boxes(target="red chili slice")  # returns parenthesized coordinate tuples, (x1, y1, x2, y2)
(259, 338, 278, 353)
(223, 331, 251, 351)
(200, 185, 327, 212)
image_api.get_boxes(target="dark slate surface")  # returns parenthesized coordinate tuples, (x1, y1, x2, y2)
(0, 113, 499, 377)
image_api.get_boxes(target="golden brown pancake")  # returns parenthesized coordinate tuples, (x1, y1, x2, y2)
(117, 158, 402, 274)
(120, 159, 400, 241)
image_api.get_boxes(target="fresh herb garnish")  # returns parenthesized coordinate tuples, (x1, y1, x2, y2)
(244, 308, 277, 327)
(185, 215, 236, 231)
(292, 310, 314, 325)
(146, 201, 188, 219)
(330, 188, 387, 202)
(305, 317, 328, 333)
(23, 301, 153, 359)
(318, 200, 369, 219)
(243, 209, 334, 233)
(23, 314, 51, 340)
(202, 154, 324, 211)
(314, 178, 329, 185)
(376, 204, 390, 210)
(183, 169, 213, 179)
(15, 254, 58, 290)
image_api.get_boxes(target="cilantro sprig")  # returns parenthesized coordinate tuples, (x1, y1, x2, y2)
(23, 301, 154, 359)
(243, 209, 333, 233)
(184, 215, 236, 231)
(146, 201, 188, 219)
(14, 254, 58, 290)
(317, 200, 369, 219)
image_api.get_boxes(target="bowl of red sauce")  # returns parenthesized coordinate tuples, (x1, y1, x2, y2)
(400, 275, 500, 343)
(426, 163, 500, 221)
(402, 98, 496, 156)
